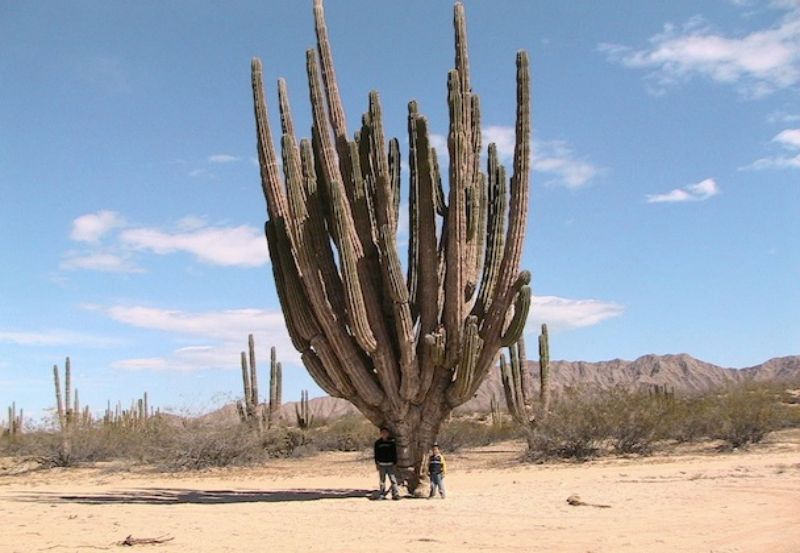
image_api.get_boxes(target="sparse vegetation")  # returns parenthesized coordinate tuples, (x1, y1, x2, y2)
(522, 382, 797, 462)
(2, 377, 797, 472)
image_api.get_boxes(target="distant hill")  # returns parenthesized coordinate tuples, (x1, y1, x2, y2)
(459, 353, 800, 413)
(208, 354, 800, 423)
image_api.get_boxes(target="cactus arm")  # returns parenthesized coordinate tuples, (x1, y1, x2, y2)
(443, 69, 466, 368)
(365, 91, 418, 402)
(412, 114, 442, 403)
(312, 0, 347, 144)
(251, 58, 288, 220)
(500, 285, 532, 347)
(472, 144, 507, 319)
(475, 51, 531, 378)
(389, 137, 401, 234)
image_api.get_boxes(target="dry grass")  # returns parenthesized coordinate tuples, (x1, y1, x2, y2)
(1, 381, 796, 470)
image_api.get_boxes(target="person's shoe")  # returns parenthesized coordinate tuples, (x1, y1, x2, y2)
(380, 494, 388, 500)
(392, 495, 400, 501)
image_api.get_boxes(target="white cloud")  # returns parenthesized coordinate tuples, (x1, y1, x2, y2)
(767, 110, 800, 123)
(98, 305, 299, 371)
(742, 127, 800, 169)
(102, 306, 284, 341)
(70, 210, 126, 242)
(112, 344, 278, 373)
(175, 215, 208, 231)
(428, 133, 448, 156)
(774, 128, 800, 148)
(527, 296, 625, 332)
(121, 224, 267, 267)
(535, 139, 603, 189)
(63, 212, 268, 272)
(429, 127, 603, 189)
(744, 153, 800, 169)
(483, 126, 603, 188)
(60, 252, 142, 273)
(600, 3, 800, 97)
(0, 329, 119, 348)
(111, 357, 169, 371)
(188, 168, 215, 178)
(208, 154, 240, 163)
(646, 177, 720, 203)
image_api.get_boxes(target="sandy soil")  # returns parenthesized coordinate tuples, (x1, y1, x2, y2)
(1, 432, 799, 553)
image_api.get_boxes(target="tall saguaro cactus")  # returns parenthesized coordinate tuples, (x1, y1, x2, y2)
(538, 323, 551, 414)
(237, 336, 283, 428)
(295, 390, 314, 429)
(268, 346, 282, 426)
(5, 403, 23, 436)
(251, 0, 531, 488)
(52, 357, 76, 459)
(53, 357, 76, 433)
(238, 334, 261, 428)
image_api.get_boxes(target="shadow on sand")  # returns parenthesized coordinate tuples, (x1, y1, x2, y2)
(16, 487, 374, 505)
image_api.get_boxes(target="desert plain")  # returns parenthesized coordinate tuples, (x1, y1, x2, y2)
(1, 431, 798, 553)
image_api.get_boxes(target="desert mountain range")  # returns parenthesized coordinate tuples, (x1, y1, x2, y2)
(216, 354, 800, 423)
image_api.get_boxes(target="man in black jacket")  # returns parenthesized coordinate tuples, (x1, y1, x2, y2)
(374, 427, 400, 500)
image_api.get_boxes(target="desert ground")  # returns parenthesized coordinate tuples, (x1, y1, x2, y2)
(1, 432, 799, 553)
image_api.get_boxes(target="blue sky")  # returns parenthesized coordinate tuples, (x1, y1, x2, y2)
(1, 0, 798, 421)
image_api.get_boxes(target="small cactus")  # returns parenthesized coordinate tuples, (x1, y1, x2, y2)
(489, 394, 501, 426)
(103, 392, 155, 430)
(5, 402, 23, 436)
(295, 389, 314, 429)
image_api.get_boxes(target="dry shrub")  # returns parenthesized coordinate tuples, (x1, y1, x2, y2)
(599, 389, 672, 455)
(526, 389, 607, 461)
(305, 415, 376, 452)
(436, 417, 520, 451)
(521, 381, 792, 461)
(161, 422, 308, 470)
(707, 385, 783, 449)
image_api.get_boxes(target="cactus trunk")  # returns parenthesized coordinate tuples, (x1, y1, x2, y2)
(251, 0, 532, 491)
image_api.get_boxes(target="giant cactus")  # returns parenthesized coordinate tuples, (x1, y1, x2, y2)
(250, 0, 532, 489)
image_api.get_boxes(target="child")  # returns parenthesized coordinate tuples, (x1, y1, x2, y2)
(374, 427, 400, 500)
(428, 444, 446, 499)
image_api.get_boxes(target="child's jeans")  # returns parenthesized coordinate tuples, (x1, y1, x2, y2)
(429, 473, 445, 498)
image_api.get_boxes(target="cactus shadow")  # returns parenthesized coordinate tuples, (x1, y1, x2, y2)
(17, 487, 373, 505)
